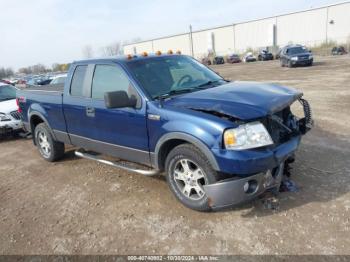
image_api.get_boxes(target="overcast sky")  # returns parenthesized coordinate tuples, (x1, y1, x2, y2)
(0, 0, 343, 69)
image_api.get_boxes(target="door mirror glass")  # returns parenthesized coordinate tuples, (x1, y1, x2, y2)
(104, 90, 137, 109)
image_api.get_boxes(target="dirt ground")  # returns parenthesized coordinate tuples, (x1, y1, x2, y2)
(0, 56, 349, 255)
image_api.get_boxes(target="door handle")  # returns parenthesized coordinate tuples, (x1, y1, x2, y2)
(86, 107, 95, 117)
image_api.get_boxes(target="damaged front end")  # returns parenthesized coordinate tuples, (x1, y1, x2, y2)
(191, 96, 313, 142)
(262, 97, 313, 146)
(200, 97, 313, 209)
(204, 163, 284, 209)
(165, 81, 313, 209)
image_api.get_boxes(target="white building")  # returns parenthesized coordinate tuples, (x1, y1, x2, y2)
(124, 1, 350, 58)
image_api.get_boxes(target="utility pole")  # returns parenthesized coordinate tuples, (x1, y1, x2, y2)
(189, 25, 194, 57)
(325, 7, 329, 45)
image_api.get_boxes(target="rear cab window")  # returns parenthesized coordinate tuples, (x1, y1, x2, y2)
(70, 65, 88, 97)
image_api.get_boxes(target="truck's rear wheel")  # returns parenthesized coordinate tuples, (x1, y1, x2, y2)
(165, 144, 219, 211)
(34, 123, 64, 162)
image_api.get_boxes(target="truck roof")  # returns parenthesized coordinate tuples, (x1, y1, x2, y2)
(73, 53, 183, 65)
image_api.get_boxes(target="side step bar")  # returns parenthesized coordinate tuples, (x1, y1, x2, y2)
(75, 150, 159, 176)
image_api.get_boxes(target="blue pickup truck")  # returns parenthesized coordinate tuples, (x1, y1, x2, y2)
(17, 53, 312, 211)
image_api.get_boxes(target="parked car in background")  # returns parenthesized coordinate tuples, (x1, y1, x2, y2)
(0, 83, 22, 135)
(226, 54, 241, 63)
(213, 56, 225, 65)
(26, 77, 41, 86)
(17, 54, 312, 211)
(280, 45, 313, 67)
(17, 79, 27, 85)
(243, 52, 257, 62)
(50, 74, 67, 85)
(201, 57, 212, 66)
(1, 79, 13, 85)
(258, 50, 274, 61)
(332, 46, 347, 55)
(37, 78, 52, 86)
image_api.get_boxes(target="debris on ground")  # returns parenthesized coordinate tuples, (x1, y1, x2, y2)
(262, 195, 280, 211)
(280, 177, 299, 192)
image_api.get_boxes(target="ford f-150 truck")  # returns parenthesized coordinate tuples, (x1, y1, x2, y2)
(17, 53, 312, 211)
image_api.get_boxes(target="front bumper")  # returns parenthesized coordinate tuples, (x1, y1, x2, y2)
(0, 120, 23, 134)
(262, 56, 273, 60)
(292, 58, 313, 65)
(246, 58, 257, 62)
(204, 163, 284, 209)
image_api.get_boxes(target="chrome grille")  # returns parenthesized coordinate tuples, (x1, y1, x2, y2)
(10, 111, 21, 120)
(299, 55, 309, 60)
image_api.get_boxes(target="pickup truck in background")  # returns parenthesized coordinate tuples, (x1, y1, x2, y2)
(17, 53, 312, 211)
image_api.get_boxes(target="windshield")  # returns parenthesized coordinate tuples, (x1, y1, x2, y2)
(288, 47, 308, 55)
(0, 85, 16, 101)
(126, 56, 225, 99)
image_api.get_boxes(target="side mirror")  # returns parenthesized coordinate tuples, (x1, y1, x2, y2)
(104, 90, 137, 109)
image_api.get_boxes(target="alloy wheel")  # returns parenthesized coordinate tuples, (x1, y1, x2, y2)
(173, 159, 208, 200)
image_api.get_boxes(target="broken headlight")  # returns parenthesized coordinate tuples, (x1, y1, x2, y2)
(0, 113, 11, 122)
(224, 122, 273, 150)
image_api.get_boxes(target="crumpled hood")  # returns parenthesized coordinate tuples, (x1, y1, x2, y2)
(165, 81, 302, 120)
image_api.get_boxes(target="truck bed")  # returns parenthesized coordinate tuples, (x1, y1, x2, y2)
(23, 84, 64, 93)
(17, 84, 67, 133)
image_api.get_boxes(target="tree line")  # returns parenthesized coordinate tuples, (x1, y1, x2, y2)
(0, 63, 72, 79)
(0, 67, 14, 79)
(1, 38, 140, 79)
(17, 63, 71, 75)
(82, 38, 141, 58)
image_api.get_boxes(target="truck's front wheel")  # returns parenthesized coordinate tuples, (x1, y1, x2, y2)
(34, 123, 64, 162)
(165, 144, 219, 211)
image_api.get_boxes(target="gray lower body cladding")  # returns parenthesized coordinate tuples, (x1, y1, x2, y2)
(203, 163, 284, 209)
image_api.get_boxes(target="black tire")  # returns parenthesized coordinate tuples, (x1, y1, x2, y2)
(288, 60, 293, 68)
(34, 123, 64, 162)
(165, 143, 219, 211)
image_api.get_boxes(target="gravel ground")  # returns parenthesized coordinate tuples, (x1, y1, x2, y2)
(0, 55, 349, 255)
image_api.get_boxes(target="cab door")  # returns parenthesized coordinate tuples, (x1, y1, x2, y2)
(86, 63, 150, 165)
(63, 64, 99, 143)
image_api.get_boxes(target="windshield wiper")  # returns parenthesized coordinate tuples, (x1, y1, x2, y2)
(154, 79, 227, 100)
(154, 88, 195, 100)
(197, 79, 223, 88)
